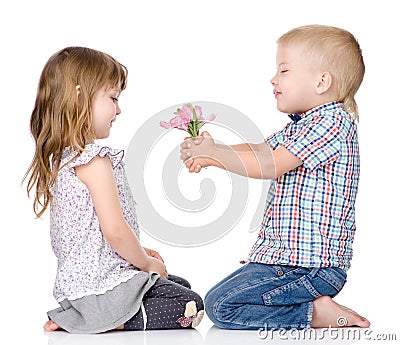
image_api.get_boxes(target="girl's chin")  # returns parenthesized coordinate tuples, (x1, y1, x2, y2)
(96, 132, 110, 140)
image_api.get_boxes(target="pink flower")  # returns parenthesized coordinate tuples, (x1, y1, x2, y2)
(160, 103, 216, 138)
(181, 104, 194, 120)
(159, 121, 171, 129)
(206, 113, 216, 122)
(170, 115, 190, 130)
(194, 105, 202, 119)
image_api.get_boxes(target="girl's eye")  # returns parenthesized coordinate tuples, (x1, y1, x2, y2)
(280, 70, 288, 74)
(111, 97, 118, 103)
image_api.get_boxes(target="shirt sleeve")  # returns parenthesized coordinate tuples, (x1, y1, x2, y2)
(282, 115, 341, 171)
(264, 125, 289, 151)
(68, 144, 124, 169)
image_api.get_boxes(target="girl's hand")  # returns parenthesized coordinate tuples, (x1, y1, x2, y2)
(144, 256, 168, 279)
(143, 247, 164, 263)
(180, 131, 216, 173)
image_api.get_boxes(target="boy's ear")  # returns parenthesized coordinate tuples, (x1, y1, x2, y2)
(315, 72, 332, 95)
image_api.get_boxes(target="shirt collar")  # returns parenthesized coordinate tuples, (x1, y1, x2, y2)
(287, 101, 344, 123)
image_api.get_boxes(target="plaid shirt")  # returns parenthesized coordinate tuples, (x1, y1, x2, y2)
(248, 102, 359, 271)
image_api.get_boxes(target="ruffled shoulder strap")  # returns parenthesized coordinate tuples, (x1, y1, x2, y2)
(63, 144, 124, 169)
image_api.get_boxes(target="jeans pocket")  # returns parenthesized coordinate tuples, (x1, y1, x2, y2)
(262, 266, 347, 306)
(313, 267, 347, 297)
(262, 267, 319, 306)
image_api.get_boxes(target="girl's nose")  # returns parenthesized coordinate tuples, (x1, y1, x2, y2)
(116, 104, 121, 115)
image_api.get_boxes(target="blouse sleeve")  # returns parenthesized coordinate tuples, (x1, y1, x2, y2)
(68, 144, 124, 169)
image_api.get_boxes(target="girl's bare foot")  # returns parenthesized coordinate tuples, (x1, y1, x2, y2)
(44, 320, 61, 332)
(43, 320, 125, 332)
(312, 295, 370, 328)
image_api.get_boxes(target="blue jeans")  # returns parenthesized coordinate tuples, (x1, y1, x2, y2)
(204, 262, 347, 330)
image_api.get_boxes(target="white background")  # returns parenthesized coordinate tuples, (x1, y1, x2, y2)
(1, 1, 399, 344)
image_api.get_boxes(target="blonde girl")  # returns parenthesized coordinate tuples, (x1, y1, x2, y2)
(24, 47, 204, 334)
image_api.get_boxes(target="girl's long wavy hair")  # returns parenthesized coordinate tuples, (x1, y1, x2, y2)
(23, 47, 127, 218)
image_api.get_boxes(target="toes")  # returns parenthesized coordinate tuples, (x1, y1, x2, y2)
(44, 320, 60, 332)
(356, 317, 371, 328)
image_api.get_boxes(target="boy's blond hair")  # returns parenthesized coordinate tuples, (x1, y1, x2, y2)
(278, 25, 365, 121)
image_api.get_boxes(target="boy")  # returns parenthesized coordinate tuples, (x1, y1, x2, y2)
(180, 25, 370, 330)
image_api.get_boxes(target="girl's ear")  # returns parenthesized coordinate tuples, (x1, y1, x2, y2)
(316, 72, 332, 95)
(76, 85, 81, 98)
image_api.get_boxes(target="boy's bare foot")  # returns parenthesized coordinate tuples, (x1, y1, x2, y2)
(312, 295, 370, 328)
(44, 320, 61, 332)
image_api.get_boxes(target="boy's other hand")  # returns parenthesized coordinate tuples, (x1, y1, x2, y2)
(180, 132, 215, 173)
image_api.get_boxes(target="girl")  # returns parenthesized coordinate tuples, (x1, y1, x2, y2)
(24, 47, 204, 334)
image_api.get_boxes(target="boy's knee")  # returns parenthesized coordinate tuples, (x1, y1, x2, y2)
(204, 290, 222, 325)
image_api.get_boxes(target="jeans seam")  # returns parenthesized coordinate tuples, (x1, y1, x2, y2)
(316, 270, 345, 292)
(302, 276, 320, 298)
(275, 266, 303, 276)
(212, 276, 279, 325)
(262, 275, 319, 306)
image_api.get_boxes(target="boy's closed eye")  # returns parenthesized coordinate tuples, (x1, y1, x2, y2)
(278, 64, 289, 73)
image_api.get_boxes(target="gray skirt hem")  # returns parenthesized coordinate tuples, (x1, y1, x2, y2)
(47, 271, 159, 334)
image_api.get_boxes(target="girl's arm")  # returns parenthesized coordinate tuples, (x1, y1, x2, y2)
(180, 132, 302, 179)
(75, 156, 168, 278)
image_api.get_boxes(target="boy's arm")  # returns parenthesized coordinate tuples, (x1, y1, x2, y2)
(225, 142, 266, 152)
(180, 132, 302, 179)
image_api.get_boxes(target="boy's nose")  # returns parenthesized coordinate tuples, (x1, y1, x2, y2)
(270, 73, 278, 85)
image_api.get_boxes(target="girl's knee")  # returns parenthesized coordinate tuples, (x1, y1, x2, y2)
(168, 275, 191, 289)
(187, 290, 204, 311)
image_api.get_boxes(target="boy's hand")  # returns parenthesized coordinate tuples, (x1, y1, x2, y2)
(180, 131, 216, 173)
(182, 134, 205, 173)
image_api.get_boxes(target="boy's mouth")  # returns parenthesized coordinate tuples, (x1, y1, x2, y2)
(273, 89, 282, 97)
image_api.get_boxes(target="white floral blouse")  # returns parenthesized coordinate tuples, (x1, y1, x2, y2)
(50, 144, 140, 302)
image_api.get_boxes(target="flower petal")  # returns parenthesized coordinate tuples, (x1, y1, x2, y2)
(159, 121, 171, 129)
(194, 105, 202, 118)
(207, 113, 216, 122)
(170, 115, 189, 130)
(182, 104, 193, 120)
